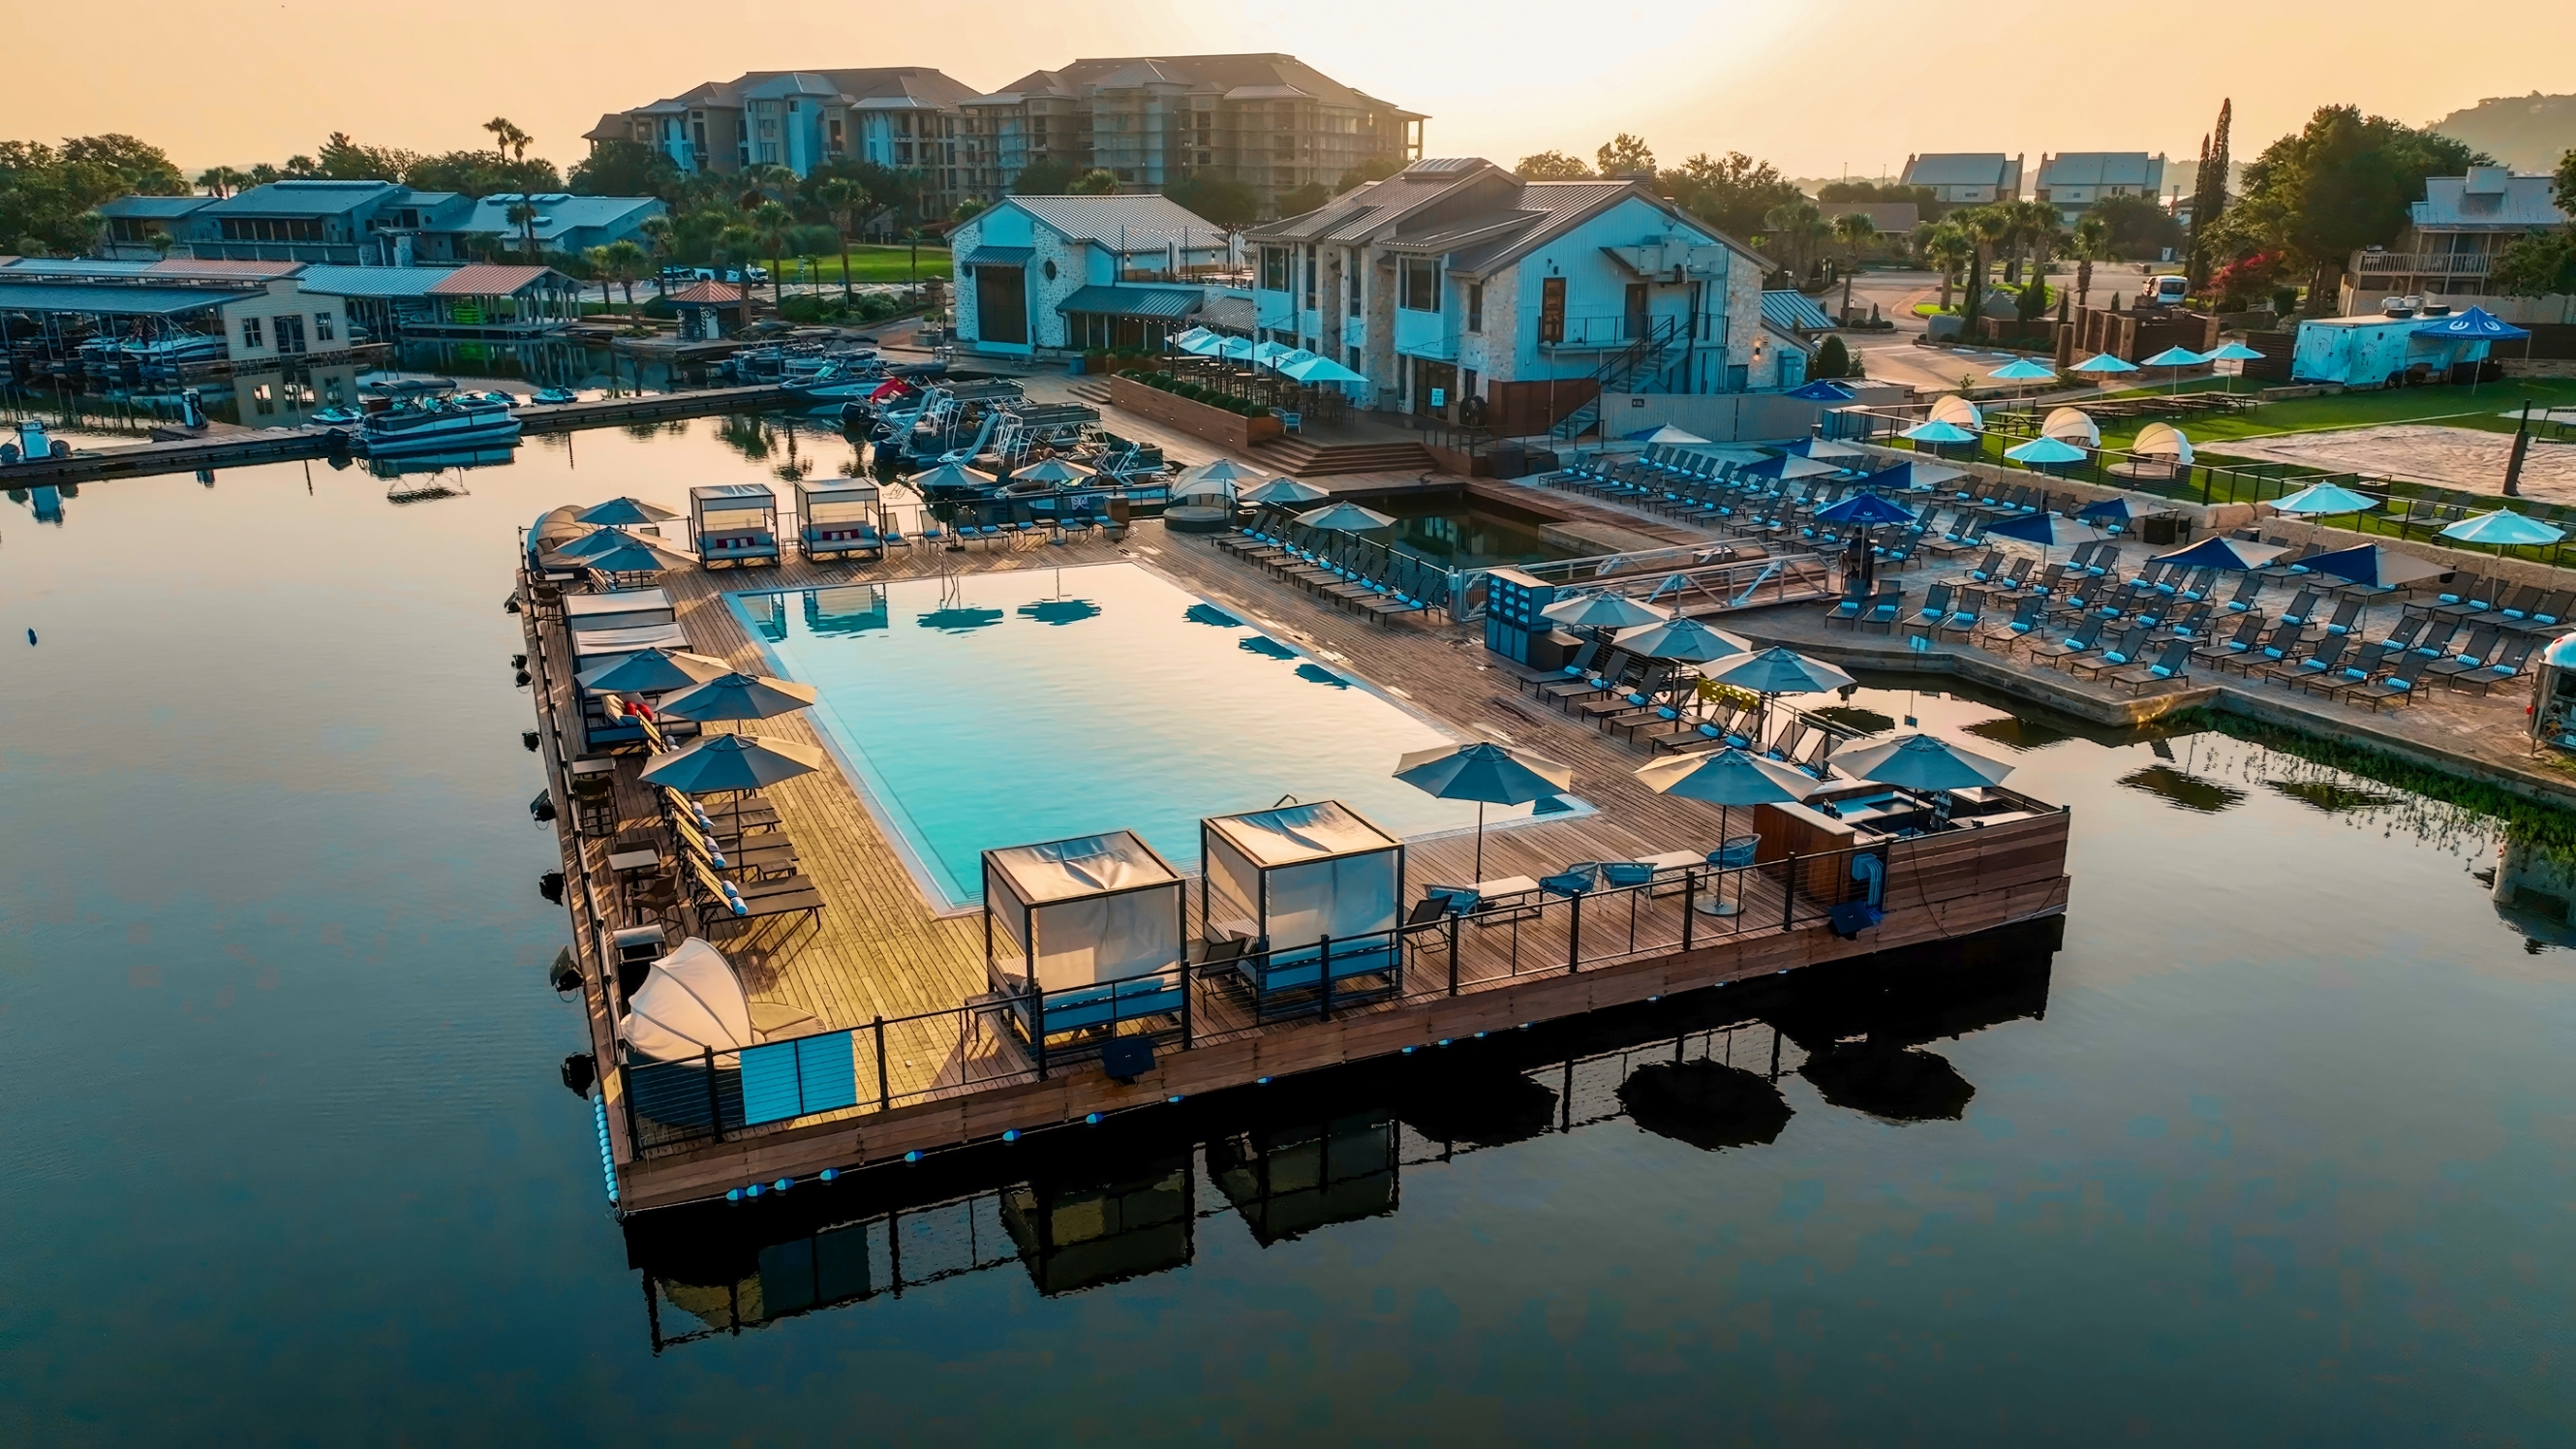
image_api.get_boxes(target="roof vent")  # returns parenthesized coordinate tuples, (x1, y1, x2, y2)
(2464, 165, 2510, 196)
(2380, 297, 2414, 318)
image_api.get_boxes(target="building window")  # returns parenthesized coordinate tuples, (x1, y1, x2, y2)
(1466, 283, 1483, 332)
(1260, 245, 1290, 293)
(1303, 245, 1316, 310)
(314, 311, 334, 342)
(1399, 257, 1439, 312)
(240, 316, 263, 350)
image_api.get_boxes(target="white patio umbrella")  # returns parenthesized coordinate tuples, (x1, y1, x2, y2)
(617, 938, 753, 1065)
(1178, 456, 1267, 487)
(1633, 749, 1820, 915)
(1395, 740, 1574, 880)
(640, 732, 825, 794)
(1542, 591, 1670, 631)
(2271, 481, 2380, 529)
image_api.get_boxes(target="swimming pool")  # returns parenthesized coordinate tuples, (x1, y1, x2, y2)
(736, 562, 1581, 908)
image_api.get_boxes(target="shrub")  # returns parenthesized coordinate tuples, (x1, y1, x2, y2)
(1812, 335, 1852, 379)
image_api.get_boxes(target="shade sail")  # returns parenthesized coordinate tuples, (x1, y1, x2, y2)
(1202, 802, 1401, 961)
(2292, 542, 2446, 590)
(640, 733, 825, 793)
(2439, 509, 2565, 546)
(574, 647, 732, 694)
(1242, 477, 1331, 506)
(2004, 436, 2088, 466)
(1834, 732, 2013, 791)
(618, 938, 752, 1064)
(1635, 748, 1820, 806)
(576, 496, 678, 526)
(2148, 535, 2287, 570)
(2070, 353, 2141, 375)
(2271, 481, 2379, 516)
(1985, 511, 2106, 546)
(986, 831, 1183, 991)
(2041, 408, 2101, 445)
(1541, 591, 1670, 630)
(1297, 501, 1396, 532)
(1613, 614, 1752, 663)
(1704, 646, 1855, 695)
(656, 671, 819, 723)
(2413, 306, 2529, 340)
(1900, 419, 1978, 445)
(1812, 491, 1917, 526)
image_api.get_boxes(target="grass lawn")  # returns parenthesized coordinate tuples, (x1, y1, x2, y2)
(2090, 378, 2576, 451)
(783, 244, 953, 285)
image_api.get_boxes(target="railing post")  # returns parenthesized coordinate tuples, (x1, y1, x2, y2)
(1783, 853, 1799, 931)
(1567, 892, 1582, 972)
(1682, 869, 1696, 952)
(1180, 961, 1193, 1050)
(874, 1014, 889, 1111)
(1446, 912, 1459, 997)
(619, 1062, 640, 1153)
(1318, 935, 1334, 1022)
(1029, 987, 1047, 1080)
(702, 1046, 722, 1143)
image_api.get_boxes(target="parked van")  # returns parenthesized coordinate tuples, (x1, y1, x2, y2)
(2143, 274, 2190, 307)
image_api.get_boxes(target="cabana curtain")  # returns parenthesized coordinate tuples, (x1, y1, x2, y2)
(988, 832, 1182, 991)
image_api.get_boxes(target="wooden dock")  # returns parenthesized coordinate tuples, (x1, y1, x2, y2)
(521, 516, 2074, 1215)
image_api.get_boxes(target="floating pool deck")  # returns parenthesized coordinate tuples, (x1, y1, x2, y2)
(523, 522, 2073, 1214)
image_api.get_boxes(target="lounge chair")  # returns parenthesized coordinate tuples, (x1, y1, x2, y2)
(2108, 639, 2194, 694)
(2218, 622, 2304, 677)
(2350, 653, 2430, 710)
(2298, 641, 2396, 699)
(2431, 632, 2537, 694)
(2028, 616, 2105, 667)
(2191, 613, 2266, 666)
(2504, 589, 2576, 636)
(2264, 633, 2351, 688)
(2217, 573, 2266, 612)
(1858, 585, 1906, 634)
(2068, 625, 2152, 680)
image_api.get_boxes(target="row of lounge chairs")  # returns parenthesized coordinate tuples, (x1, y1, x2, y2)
(1213, 509, 1449, 626)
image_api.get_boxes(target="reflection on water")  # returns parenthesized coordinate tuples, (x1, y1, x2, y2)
(2120, 763, 2249, 814)
(1960, 713, 2077, 753)
(1363, 493, 1588, 570)
(626, 932, 2056, 1348)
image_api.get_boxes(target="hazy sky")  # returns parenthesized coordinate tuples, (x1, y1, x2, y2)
(9, 0, 2569, 182)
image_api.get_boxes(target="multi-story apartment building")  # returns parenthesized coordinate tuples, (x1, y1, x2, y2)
(2032, 152, 2167, 226)
(584, 67, 982, 206)
(1896, 153, 2023, 204)
(959, 54, 1422, 208)
(2345, 166, 2569, 309)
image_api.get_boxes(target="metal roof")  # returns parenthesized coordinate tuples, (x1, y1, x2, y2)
(427, 264, 568, 296)
(666, 280, 750, 304)
(294, 264, 456, 298)
(1762, 290, 1839, 333)
(690, 482, 777, 501)
(2036, 152, 2163, 188)
(99, 195, 214, 219)
(958, 245, 1035, 267)
(0, 282, 243, 316)
(0, 258, 291, 282)
(1445, 181, 1645, 272)
(2414, 172, 2567, 231)
(452, 194, 662, 239)
(1008, 195, 1229, 249)
(1899, 153, 2017, 188)
(1054, 284, 1204, 319)
(202, 180, 404, 217)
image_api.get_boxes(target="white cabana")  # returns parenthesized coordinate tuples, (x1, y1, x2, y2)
(1928, 394, 1984, 433)
(2040, 408, 2101, 447)
(983, 831, 1187, 1040)
(617, 938, 753, 1065)
(792, 477, 882, 560)
(1201, 801, 1405, 998)
(2133, 422, 2195, 466)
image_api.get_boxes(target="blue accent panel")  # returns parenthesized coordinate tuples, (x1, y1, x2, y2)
(740, 1031, 859, 1125)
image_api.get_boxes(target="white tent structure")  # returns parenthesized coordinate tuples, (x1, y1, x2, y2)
(2133, 422, 2194, 466)
(1201, 801, 1406, 1000)
(983, 831, 1187, 1042)
(618, 938, 753, 1065)
(2041, 408, 2101, 447)
(1929, 394, 1984, 433)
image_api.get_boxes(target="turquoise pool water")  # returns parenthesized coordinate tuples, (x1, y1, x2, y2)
(738, 563, 1578, 907)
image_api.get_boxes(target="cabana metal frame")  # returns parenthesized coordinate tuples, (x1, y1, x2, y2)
(791, 477, 883, 561)
(1200, 800, 1407, 1017)
(983, 831, 1189, 1060)
(689, 482, 782, 569)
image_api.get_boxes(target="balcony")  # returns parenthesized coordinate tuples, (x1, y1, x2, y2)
(2352, 251, 2493, 278)
(1393, 307, 1454, 361)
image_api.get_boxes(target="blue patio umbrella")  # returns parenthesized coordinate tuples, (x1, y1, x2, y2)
(2413, 306, 2530, 341)
(2439, 509, 2565, 552)
(1623, 424, 1709, 446)
(1170, 326, 1221, 355)
(574, 647, 732, 694)
(657, 671, 819, 724)
(2148, 534, 2288, 570)
(640, 732, 825, 795)
(1297, 501, 1396, 532)
(2271, 481, 2380, 519)
(2070, 353, 2141, 376)
(1214, 335, 1257, 361)
(1738, 452, 1839, 480)
(1704, 646, 1855, 696)
(2140, 345, 2207, 394)
(1834, 732, 2013, 791)
(2003, 435, 2089, 469)
(1858, 459, 1962, 493)
(2289, 542, 2444, 592)
(579, 532, 693, 574)
(1814, 491, 1917, 527)
(558, 524, 659, 559)
(575, 496, 678, 526)
(2076, 496, 2158, 527)
(1613, 614, 1752, 664)
(2201, 339, 2268, 393)
(1900, 418, 1978, 447)
(1987, 357, 2059, 383)
(1395, 740, 1575, 879)
(1634, 748, 1820, 912)
(1541, 591, 1670, 631)
(1242, 477, 1331, 507)
(1279, 354, 1368, 385)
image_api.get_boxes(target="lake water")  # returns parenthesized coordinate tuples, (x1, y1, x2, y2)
(4, 415, 2573, 1441)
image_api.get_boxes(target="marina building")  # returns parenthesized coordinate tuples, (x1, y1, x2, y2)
(948, 195, 1238, 355)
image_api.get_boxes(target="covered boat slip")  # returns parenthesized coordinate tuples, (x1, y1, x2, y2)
(520, 527, 2071, 1213)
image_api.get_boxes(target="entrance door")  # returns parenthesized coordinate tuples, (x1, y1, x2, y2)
(274, 314, 307, 355)
(973, 265, 1028, 346)
(1624, 283, 1649, 340)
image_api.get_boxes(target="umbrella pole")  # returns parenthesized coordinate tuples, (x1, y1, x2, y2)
(1474, 800, 1486, 882)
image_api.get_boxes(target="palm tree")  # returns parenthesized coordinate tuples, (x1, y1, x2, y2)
(637, 213, 674, 292)
(749, 200, 793, 310)
(1959, 205, 2012, 312)
(813, 177, 866, 311)
(2067, 215, 2113, 310)
(1763, 200, 1827, 282)
(1829, 211, 1878, 321)
(1920, 222, 1973, 312)
(2010, 200, 2063, 286)
(483, 117, 534, 162)
(197, 166, 244, 199)
(598, 239, 649, 311)
(505, 200, 541, 261)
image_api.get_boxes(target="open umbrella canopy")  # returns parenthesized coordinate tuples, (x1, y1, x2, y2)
(1613, 614, 1752, 663)
(1813, 491, 1917, 526)
(1541, 591, 1671, 630)
(2149, 534, 2287, 570)
(2070, 353, 2142, 375)
(2203, 341, 2267, 362)
(574, 647, 733, 694)
(1213, 335, 1257, 360)
(2140, 346, 2207, 368)
(640, 732, 826, 793)
(1170, 325, 1219, 354)
(1623, 424, 1710, 446)
(1395, 740, 1573, 805)
(1013, 457, 1091, 485)
(580, 532, 694, 574)
(2003, 435, 2089, 466)
(1858, 460, 1963, 492)
(2076, 495, 2161, 525)
(1988, 357, 2059, 382)
(2293, 542, 2447, 591)
(1784, 436, 1869, 460)
(1899, 418, 1978, 446)
(1178, 456, 1266, 486)
(2413, 306, 2530, 340)
(1738, 452, 1840, 480)
(2041, 407, 2101, 445)
(1704, 646, 1856, 695)
(1280, 354, 1368, 385)
(1635, 748, 1821, 806)
(1834, 732, 2013, 791)
(1785, 379, 1858, 401)
(1297, 501, 1397, 532)
(575, 496, 678, 526)
(656, 671, 820, 723)
(908, 461, 990, 494)
(2271, 481, 2380, 516)
(559, 524, 658, 559)
(1985, 510, 2107, 547)
(2440, 509, 2566, 547)
(1242, 477, 1331, 507)
(617, 938, 753, 1064)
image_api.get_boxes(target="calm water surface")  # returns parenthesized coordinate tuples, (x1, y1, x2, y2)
(3, 416, 2572, 1442)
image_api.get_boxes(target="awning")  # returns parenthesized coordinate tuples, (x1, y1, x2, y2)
(1054, 285, 1203, 320)
(958, 246, 1033, 268)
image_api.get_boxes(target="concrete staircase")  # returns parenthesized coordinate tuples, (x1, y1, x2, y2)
(1065, 378, 1116, 406)
(1251, 433, 1435, 477)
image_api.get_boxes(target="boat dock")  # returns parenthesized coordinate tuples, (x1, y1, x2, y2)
(0, 385, 797, 486)
(521, 516, 2073, 1215)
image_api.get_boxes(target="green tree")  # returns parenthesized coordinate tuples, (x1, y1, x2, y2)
(482, 117, 534, 163)
(1334, 156, 1402, 192)
(1069, 168, 1121, 196)
(1595, 133, 1657, 179)
(1516, 150, 1592, 180)
(2488, 146, 2576, 296)
(813, 177, 865, 309)
(504, 200, 540, 260)
(750, 200, 794, 308)
(1919, 221, 1974, 311)
(1273, 181, 1330, 219)
(1762, 200, 1829, 281)
(1829, 211, 1877, 319)
(317, 132, 415, 181)
(568, 139, 682, 200)
(2089, 194, 2185, 261)
(1663, 151, 1804, 237)
(1164, 174, 1262, 227)
(1958, 205, 2013, 309)
(597, 238, 649, 309)
(1812, 334, 1852, 379)
(196, 166, 246, 198)
(637, 212, 674, 278)
(2201, 104, 2486, 297)
(1011, 156, 1077, 195)
(2067, 214, 2114, 308)
(57, 134, 188, 194)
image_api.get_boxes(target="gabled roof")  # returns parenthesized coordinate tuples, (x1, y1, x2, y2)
(0, 281, 247, 316)
(743, 72, 846, 102)
(972, 53, 1419, 118)
(1899, 153, 2015, 189)
(2036, 152, 2164, 188)
(2414, 172, 2566, 231)
(202, 180, 402, 217)
(99, 195, 214, 219)
(667, 280, 751, 304)
(1252, 164, 1757, 279)
(149, 259, 305, 279)
(1248, 158, 1514, 244)
(1762, 290, 1839, 333)
(582, 112, 632, 142)
(733, 66, 977, 111)
(452, 194, 662, 239)
(427, 264, 567, 296)
(1005, 195, 1227, 250)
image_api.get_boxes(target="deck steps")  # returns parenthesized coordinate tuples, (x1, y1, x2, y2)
(1251, 435, 1435, 478)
